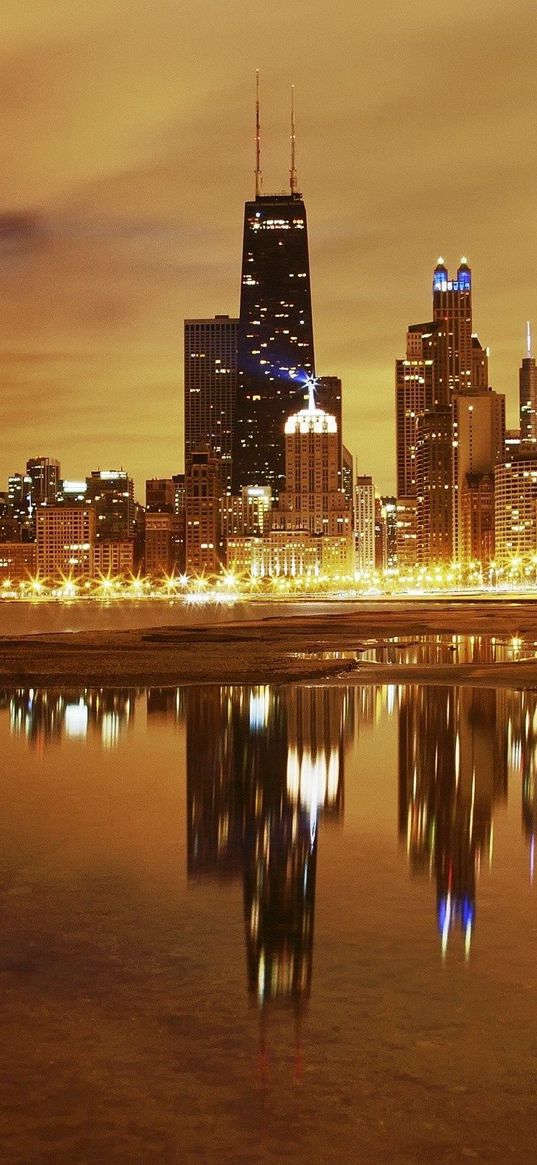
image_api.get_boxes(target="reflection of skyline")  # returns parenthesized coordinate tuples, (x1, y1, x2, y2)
(3, 676, 537, 964)
(499, 689, 537, 883)
(185, 685, 353, 1011)
(0, 688, 137, 750)
(398, 686, 507, 957)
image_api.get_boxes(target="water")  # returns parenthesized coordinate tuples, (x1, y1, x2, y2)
(1, 683, 536, 1164)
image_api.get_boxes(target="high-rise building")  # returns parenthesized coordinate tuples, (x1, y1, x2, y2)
(416, 407, 453, 564)
(452, 390, 505, 564)
(519, 324, 537, 448)
(86, 470, 135, 542)
(233, 94, 315, 494)
(185, 446, 222, 575)
(144, 512, 184, 578)
(381, 496, 398, 568)
(184, 315, 239, 495)
(145, 478, 175, 513)
(397, 260, 491, 567)
(355, 476, 375, 573)
(396, 322, 439, 497)
(494, 458, 537, 565)
(432, 258, 474, 402)
(36, 505, 95, 580)
(273, 386, 352, 543)
(26, 457, 61, 508)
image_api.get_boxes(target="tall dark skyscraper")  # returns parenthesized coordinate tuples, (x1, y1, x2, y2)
(519, 322, 537, 447)
(184, 315, 239, 495)
(232, 82, 315, 493)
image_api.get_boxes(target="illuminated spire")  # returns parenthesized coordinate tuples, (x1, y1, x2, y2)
(527, 320, 532, 359)
(306, 375, 317, 412)
(290, 85, 298, 194)
(255, 70, 262, 198)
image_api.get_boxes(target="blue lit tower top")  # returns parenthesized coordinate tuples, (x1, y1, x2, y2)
(432, 257, 473, 400)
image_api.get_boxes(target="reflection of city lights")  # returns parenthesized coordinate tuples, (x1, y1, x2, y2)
(64, 699, 88, 738)
(249, 687, 271, 732)
(101, 712, 120, 749)
(286, 746, 339, 813)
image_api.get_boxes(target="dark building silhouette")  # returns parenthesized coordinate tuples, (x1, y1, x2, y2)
(233, 189, 315, 493)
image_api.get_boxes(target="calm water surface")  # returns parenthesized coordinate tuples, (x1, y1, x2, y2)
(1, 682, 536, 1164)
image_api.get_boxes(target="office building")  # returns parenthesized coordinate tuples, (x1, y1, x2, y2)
(494, 458, 537, 564)
(273, 387, 351, 539)
(0, 542, 37, 583)
(233, 99, 315, 493)
(416, 407, 453, 564)
(355, 476, 375, 573)
(145, 478, 176, 513)
(520, 324, 537, 447)
(397, 260, 492, 568)
(93, 540, 134, 577)
(452, 390, 505, 564)
(26, 457, 61, 508)
(144, 512, 184, 578)
(185, 446, 222, 575)
(184, 315, 239, 495)
(86, 470, 135, 542)
(36, 505, 95, 580)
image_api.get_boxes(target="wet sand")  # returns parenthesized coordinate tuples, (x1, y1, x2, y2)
(1, 597, 537, 688)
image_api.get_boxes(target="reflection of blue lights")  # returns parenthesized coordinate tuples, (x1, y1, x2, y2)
(461, 897, 474, 927)
(437, 894, 474, 932)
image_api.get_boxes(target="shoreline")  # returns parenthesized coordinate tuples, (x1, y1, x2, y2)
(1, 598, 537, 688)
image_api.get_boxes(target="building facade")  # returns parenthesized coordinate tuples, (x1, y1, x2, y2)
(86, 471, 135, 542)
(185, 447, 222, 575)
(36, 505, 95, 580)
(494, 459, 537, 565)
(184, 315, 238, 495)
(451, 390, 505, 564)
(355, 476, 375, 574)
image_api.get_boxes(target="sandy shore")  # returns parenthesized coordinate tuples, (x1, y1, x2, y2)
(1, 597, 537, 688)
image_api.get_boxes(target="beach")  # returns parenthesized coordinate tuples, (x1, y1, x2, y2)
(1, 597, 537, 687)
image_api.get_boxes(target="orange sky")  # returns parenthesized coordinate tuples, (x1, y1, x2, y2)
(1, 0, 536, 498)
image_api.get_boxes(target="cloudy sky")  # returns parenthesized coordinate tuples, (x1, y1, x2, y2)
(1, 0, 536, 497)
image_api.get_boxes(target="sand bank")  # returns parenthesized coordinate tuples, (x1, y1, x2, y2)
(1, 598, 537, 688)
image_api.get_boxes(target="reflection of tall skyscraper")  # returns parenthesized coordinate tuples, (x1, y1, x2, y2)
(233, 86, 315, 494)
(398, 685, 507, 956)
(185, 685, 352, 1012)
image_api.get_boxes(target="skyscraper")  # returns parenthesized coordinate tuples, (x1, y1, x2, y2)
(184, 315, 239, 495)
(396, 260, 492, 566)
(26, 457, 61, 508)
(232, 82, 315, 493)
(451, 390, 505, 563)
(519, 323, 537, 447)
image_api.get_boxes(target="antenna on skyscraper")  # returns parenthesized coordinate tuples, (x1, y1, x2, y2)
(290, 85, 298, 194)
(255, 70, 262, 198)
(527, 320, 532, 359)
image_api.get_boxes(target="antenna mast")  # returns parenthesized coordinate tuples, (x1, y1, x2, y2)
(527, 320, 532, 359)
(290, 85, 298, 194)
(255, 70, 262, 198)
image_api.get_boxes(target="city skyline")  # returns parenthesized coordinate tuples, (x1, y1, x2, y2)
(1, 1, 536, 497)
